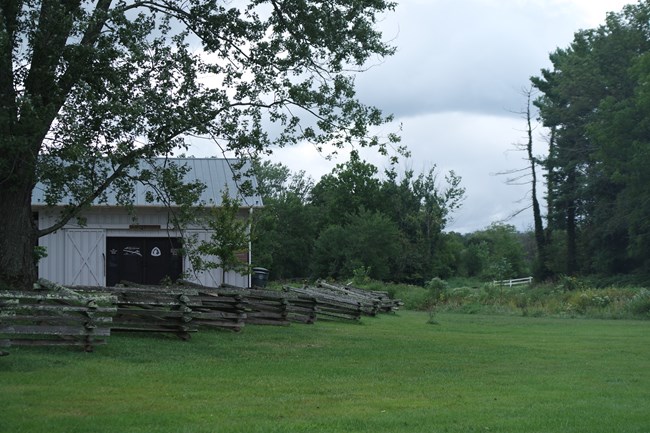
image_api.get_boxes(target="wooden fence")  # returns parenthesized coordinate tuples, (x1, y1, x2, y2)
(0, 279, 403, 354)
(493, 277, 533, 287)
(189, 291, 247, 332)
(213, 286, 317, 326)
(0, 281, 116, 352)
(283, 281, 402, 322)
(79, 286, 200, 340)
(314, 281, 402, 314)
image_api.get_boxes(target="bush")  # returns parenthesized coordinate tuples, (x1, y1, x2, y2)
(425, 277, 447, 290)
(351, 265, 372, 286)
(558, 275, 588, 291)
(626, 289, 650, 317)
(395, 286, 431, 311)
(425, 277, 448, 300)
(566, 290, 612, 314)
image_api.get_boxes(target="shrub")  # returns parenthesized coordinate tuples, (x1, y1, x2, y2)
(351, 265, 372, 286)
(397, 286, 431, 311)
(626, 289, 650, 317)
(425, 277, 448, 291)
(444, 287, 476, 305)
(558, 275, 588, 291)
(479, 283, 506, 304)
(566, 290, 612, 314)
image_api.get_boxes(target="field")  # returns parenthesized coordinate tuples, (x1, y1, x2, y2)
(1, 311, 649, 433)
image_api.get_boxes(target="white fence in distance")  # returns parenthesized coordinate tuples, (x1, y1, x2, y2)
(493, 277, 533, 287)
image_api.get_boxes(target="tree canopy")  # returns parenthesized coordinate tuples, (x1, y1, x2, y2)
(252, 154, 467, 282)
(0, 0, 397, 287)
(531, 1, 650, 277)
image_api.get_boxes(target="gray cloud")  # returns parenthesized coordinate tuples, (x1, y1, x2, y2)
(355, 0, 581, 119)
(198, 0, 629, 233)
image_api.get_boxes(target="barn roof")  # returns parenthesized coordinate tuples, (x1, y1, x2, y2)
(32, 157, 263, 208)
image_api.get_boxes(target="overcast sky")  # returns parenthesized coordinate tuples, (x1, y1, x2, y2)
(259, 0, 635, 233)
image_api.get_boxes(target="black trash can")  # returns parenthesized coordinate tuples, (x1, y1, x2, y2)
(251, 267, 269, 288)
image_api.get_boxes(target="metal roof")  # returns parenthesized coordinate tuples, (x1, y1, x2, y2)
(32, 158, 263, 208)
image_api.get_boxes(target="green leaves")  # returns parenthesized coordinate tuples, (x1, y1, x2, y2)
(252, 153, 466, 282)
(195, 189, 251, 278)
(2, 0, 397, 221)
(532, 1, 650, 276)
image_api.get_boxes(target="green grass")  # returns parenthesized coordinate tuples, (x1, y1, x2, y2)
(2, 312, 650, 432)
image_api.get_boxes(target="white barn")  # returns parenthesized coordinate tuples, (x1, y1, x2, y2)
(33, 158, 262, 288)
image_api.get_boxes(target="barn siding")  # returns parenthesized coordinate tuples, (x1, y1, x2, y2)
(37, 208, 251, 288)
(64, 229, 105, 286)
(38, 220, 65, 284)
(181, 230, 250, 289)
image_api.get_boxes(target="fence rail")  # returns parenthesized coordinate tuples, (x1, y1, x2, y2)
(0, 281, 116, 352)
(493, 277, 533, 287)
(0, 279, 403, 354)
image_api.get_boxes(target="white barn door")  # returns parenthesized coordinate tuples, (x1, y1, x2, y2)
(65, 229, 105, 286)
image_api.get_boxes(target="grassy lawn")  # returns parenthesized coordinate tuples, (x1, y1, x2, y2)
(1, 312, 649, 433)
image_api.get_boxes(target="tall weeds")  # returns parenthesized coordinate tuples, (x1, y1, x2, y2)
(370, 279, 650, 320)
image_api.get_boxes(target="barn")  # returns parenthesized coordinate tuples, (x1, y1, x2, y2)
(32, 158, 263, 288)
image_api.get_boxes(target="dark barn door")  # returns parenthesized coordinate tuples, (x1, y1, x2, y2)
(106, 237, 182, 286)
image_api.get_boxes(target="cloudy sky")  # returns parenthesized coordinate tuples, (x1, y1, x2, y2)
(264, 0, 635, 233)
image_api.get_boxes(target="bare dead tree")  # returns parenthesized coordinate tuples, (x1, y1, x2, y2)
(497, 87, 550, 278)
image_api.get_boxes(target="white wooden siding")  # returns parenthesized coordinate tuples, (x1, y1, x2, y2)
(64, 229, 106, 286)
(37, 208, 250, 288)
(38, 226, 65, 283)
(182, 230, 250, 288)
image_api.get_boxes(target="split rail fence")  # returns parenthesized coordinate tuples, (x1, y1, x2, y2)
(0, 280, 116, 353)
(0, 279, 402, 355)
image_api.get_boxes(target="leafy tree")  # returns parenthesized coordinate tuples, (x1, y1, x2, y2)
(0, 0, 397, 288)
(430, 232, 464, 279)
(310, 150, 383, 227)
(532, 34, 601, 274)
(310, 209, 401, 280)
(411, 168, 464, 275)
(379, 166, 464, 281)
(309, 155, 464, 282)
(250, 153, 465, 283)
(460, 223, 529, 280)
(459, 239, 490, 278)
(251, 160, 318, 279)
(193, 190, 251, 285)
(586, 21, 650, 274)
(532, 1, 650, 276)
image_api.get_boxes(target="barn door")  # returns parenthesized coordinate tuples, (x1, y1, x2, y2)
(65, 230, 106, 286)
(106, 238, 144, 287)
(143, 238, 183, 285)
(106, 237, 182, 286)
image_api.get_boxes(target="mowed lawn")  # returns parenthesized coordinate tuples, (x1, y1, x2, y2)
(1, 312, 649, 433)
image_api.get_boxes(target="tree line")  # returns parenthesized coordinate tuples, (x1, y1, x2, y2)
(252, 0, 650, 285)
(251, 154, 531, 283)
(529, 1, 650, 280)
(4, 0, 649, 289)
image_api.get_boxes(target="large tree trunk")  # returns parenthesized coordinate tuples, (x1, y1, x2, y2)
(544, 128, 557, 265)
(0, 173, 38, 289)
